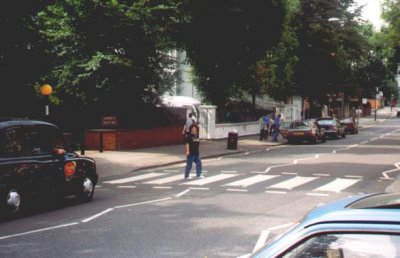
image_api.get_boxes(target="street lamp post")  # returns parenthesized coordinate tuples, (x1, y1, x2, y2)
(40, 84, 53, 119)
(375, 87, 378, 121)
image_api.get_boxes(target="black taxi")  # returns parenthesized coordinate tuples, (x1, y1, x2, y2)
(0, 118, 98, 217)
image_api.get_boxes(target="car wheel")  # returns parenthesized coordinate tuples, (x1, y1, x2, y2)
(76, 177, 95, 202)
(312, 136, 318, 144)
(0, 188, 23, 218)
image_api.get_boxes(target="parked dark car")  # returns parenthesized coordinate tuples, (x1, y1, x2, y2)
(252, 192, 400, 257)
(0, 118, 98, 218)
(285, 120, 326, 144)
(316, 117, 346, 139)
(340, 117, 358, 134)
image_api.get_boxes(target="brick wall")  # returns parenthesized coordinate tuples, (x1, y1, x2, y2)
(84, 126, 183, 150)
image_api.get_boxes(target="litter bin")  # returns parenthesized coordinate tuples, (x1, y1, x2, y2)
(227, 131, 238, 150)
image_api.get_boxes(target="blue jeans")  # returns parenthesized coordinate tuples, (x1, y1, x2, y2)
(272, 128, 279, 141)
(185, 154, 202, 178)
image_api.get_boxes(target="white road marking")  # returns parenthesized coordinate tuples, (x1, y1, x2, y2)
(307, 192, 330, 197)
(143, 175, 184, 185)
(0, 222, 79, 240)
(264, 163, 295, 173)
(189, 187, 209, 190)
(182, 174, 238, 186)
(117, 186, 136, 189)
(175, 189, 191, 198)
(382, 162, 400, 179)
(114, 197, 173, 209)
(221, 170, 237, 173)
(265, 190, 287, 194)
(345, 175, 363, 179)
(153, 186, 172, 189)
(313, 173, 329, 177)
(267, 222, 295, 231)
(163, 170, 179, 172)
(360, 141, 369, 144)
(103, 173, 165, 184)
(267, 176, 317, 190)
(250, 171, 265, 174)
(314, 178, 360, 193)
(226, 189, 248, 192)
(252, 230, 270, 253)
(82, 208, 114, 223)
(281, 172, 297, 175)
(224, 175, 278, 187)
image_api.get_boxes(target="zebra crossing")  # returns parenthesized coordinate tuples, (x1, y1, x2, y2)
(102, 171, 369, 194)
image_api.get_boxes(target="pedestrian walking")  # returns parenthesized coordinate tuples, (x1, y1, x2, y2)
(184, 124, 203, 179)
(272, 114, 281, 142)
(182, 112, 195, 141)
(259, 114, 270, 141)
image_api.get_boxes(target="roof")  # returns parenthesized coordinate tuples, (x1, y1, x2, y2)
(302, 193, 400, 227)
(0, 118, 57, 130)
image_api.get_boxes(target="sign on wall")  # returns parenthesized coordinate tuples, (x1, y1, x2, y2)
(101, 116, 118, 128)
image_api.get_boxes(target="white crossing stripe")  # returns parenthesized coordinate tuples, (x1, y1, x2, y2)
(143, 175, 184, 185)
(314, 178, 360, 193)
(182, 174, 238, 186)
(103, 173, 165, 184)
(224, 175, 278, 187)
(267, 176, 317, 190)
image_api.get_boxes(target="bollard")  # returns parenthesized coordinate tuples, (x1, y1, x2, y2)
(99, 132, 104, 153)
(80, 132, 85, 155)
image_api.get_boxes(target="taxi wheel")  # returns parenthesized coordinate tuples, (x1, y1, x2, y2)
(76, 177, 95, 202)
(1, 188, 23, 218)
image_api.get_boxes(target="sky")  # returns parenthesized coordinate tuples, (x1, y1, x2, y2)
(354, 0, 384, 29)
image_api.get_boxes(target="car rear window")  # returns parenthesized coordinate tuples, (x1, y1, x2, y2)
(317, 120, 334, 125)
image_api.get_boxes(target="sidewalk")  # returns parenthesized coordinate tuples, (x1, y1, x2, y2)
(83, 107, 397, 179)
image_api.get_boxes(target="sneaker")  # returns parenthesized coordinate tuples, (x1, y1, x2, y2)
(184, 176, 193, 180)
(196, 175, 205, 179)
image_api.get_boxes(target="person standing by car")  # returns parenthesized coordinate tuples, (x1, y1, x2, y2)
(184, 124, 203, 179)
(269, 114, 275, 136)
(259, 114, 270, 141)
(182, 112, 195, 141)
(272, 114, 281, 142)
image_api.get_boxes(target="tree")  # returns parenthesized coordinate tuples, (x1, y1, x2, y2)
(176, 0, 286, 107)
(293, 0, 368, 102)
(382, 0, 400, 74)
(257, 0, 300, 102)
(0, 0, 52, 117)
(35, 0, 185, 128)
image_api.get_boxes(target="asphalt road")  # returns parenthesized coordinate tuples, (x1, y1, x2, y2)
(0, 117, 399, 258)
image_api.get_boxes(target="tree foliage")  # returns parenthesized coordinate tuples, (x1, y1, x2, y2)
(293, 0, 368, 101)
(0, 0, 52, 117)
(36, 0, 185, 117)
(382, 0, 400, 73)
(176, 0, 286, 106)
